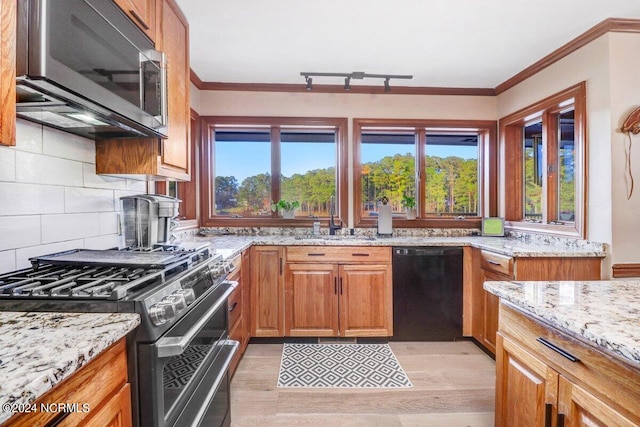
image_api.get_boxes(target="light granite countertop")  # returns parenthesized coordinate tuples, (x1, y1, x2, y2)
(181, 233, 607, 260)
(483, 280, 640, 368)
(0, 312, 140, 425)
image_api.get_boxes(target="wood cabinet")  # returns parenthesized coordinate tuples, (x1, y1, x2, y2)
(471, 249, 601, 355)
(496, 303, 640, 427)
(250, 246, 285, 337)
(0, 0, 16, 147)
(4, 339, 132, 427)
(284, 247, 393, 337)
(113, 0, 156, 42)
(228, 251, 250, 377)
(95, 0, 190, 181)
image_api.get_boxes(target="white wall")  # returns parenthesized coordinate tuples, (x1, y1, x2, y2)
(0, 120, 148, 274)
(496, 31, 640, 276)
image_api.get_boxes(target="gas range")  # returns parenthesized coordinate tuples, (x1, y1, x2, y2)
(0, 243, 239, 427)
(0, 244, 236, 340)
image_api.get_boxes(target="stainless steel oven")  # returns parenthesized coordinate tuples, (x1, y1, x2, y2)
(0, 245, 238, 427)
(138, 279, 237, 427)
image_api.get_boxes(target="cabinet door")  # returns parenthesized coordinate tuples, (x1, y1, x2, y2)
(285, 263, 339, 336)
(250, 247, 284, 337)
(496, 333, 558, 427)
(81, 384, 133, 427)
(482, 270, 510, 354)
(339, 264, 392, 337)
(558, 376, 639, 427)
(157, 0, 190, 180)
(113, 0, 156, 42)
(1, 0, 16, 146)
(241, 250, 251, 347)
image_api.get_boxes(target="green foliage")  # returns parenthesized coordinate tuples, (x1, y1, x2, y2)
(401, 195, 416, 209)
(271, 199, 300, 212)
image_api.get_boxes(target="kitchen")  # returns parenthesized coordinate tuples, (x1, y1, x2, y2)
(1, 0, 640, 426)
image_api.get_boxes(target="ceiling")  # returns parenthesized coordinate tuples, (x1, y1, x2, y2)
(175, 0, 640, 89)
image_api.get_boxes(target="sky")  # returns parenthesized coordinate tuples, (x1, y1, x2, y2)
(215, 141, 478, 183)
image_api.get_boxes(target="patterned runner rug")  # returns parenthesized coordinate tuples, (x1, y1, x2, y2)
(277, 343, 413, 388)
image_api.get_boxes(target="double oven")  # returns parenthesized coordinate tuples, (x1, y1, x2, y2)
(0, 245, 237, 427)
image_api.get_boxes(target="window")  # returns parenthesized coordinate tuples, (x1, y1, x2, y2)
(354, 119, 497, 227)
(500, 82, 586, 237)
(201, 117, 347, 226)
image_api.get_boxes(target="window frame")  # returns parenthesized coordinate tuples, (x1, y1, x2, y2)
(199, 116, 348, 228)
(499, 82, 587, 238)
(353, 118, 498, 229)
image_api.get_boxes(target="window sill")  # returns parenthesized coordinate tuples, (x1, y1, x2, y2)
(355, 218, 481, 229)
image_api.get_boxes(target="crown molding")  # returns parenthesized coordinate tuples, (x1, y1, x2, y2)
(495, 18, 640, 94)
(190, 18, 640, 97)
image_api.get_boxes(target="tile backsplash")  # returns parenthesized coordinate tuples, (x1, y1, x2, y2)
(0, 120, 148, 274)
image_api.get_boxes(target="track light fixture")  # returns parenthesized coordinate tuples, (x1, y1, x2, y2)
(300, 71, 412, 92)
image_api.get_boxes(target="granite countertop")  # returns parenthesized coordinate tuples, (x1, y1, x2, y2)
(484, 280, 640, 368)
(184, 233, 606, 260)
(0, 312, 140, 425)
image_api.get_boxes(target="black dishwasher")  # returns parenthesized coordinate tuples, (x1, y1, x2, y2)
(391, 247, 463, 341)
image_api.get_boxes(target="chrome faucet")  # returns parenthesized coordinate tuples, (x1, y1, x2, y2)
(329, 195, 342, 235)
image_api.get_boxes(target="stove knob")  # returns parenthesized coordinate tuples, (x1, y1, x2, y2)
(148, 301, 177, 326)
(173, 288, 196, 306)
(163, 293, 187, 311)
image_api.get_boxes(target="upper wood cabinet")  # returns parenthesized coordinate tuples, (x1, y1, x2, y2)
(0, 0, 16, 147)
(113, 0, 156, 43)
(95, 0, 190, 181)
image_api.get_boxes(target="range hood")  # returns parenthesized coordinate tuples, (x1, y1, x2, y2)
(16, 0, 168, 140)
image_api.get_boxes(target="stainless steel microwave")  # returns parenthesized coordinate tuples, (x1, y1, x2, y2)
(16, 0, 168, 139)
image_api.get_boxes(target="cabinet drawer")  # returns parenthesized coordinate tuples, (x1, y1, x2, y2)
(286, 246, 391, 263)
(480, 250, 514, 277)
(228, 285, 242, 329)
(499, 303, 640, 414)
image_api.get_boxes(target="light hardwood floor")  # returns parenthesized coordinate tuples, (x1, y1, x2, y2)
(230, 341, 495, 426)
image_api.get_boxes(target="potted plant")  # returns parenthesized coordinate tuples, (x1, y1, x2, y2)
(271, 199, 300, 219)
(402, 195, 417, 220)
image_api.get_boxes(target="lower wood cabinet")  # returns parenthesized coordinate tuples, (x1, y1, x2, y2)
(250, 246, 285, 337)
(284, 247, 393, 337)
(228, 250, 251, 376)
(284, 262, 392, 337)
(6, 339, 132, 427)
(250, 246, 393, 338)
(471, 249, 602, 355)
(496, 303, 640, 427)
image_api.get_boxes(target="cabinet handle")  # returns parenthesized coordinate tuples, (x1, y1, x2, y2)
(44, 410, 71, 427)
(334, 277, 338, 294)
(544, 403, 553, 427)
(487, 260, 501, 265)
(279, 257, 283, 275)
(340, 277, 343, 294)
(537, 338, 580, 362)
(351, 253, 369, 257)
(229, 302, 238, 312)
(307, 253, 326, 256)
(129, 9, 150, 29)
(557, 413, 565, 427)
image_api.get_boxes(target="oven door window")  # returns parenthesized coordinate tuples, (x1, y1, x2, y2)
(157, 288, 228, 423)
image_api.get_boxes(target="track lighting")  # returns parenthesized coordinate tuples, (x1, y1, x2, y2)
(300, 71, 412, 92)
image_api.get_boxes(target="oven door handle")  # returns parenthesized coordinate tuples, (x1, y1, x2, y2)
(156, 281, 238, 358)
(190, 339, 238, 427)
